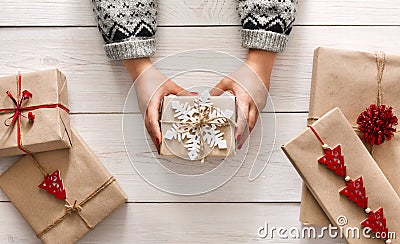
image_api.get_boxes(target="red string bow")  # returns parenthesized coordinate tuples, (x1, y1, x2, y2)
(4, 89, 34, 126)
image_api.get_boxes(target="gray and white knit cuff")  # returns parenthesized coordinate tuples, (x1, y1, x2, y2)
(241, 29, 288, 53)
(104, 38, 156, 60)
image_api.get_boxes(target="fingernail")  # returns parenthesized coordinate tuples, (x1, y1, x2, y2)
(190, 92, 198, 95)
(238, 144, 242, 150)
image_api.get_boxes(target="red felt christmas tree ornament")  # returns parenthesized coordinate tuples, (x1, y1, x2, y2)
(318, 145, 347, 177)
(339, 176, 368, 209)
(361, 207, 389, 239)
(38, 170, 67, 200)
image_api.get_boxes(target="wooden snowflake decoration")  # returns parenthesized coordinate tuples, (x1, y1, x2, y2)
(164, 91, 234, 161)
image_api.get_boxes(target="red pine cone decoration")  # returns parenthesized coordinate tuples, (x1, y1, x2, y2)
(357, 104, 398, 145)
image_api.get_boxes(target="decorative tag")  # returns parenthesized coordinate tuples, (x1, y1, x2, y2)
(38, 170, 67, 200)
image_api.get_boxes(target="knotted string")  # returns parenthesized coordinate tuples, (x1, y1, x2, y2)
(37, 176, 116, 238)
(161, 95, 236, 163)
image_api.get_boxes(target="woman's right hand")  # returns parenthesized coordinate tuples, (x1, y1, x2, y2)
(123, 58, 195, 152)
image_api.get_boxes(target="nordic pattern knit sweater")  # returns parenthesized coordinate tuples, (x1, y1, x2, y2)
(91, 0, 298, 60)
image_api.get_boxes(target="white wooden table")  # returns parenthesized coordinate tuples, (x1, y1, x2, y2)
(0, 1, 399, 243)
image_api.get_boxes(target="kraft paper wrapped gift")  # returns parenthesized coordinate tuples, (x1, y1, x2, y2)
(160, 91, 236, 161)
(0, 69, 71, 156)
(282, 108, 400, 244)
(0, 129, 127, 243)
(301, 47, 400, 226)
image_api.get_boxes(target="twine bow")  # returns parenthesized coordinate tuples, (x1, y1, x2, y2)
(65, 200, 83, 214)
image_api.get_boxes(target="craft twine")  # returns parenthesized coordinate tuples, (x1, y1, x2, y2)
(375, 51, 385, 107)
(37, 176, 116, 238)
(160, 97, 236, 163)
(307, 51, 386, 124)
(30, 154, 116, 238)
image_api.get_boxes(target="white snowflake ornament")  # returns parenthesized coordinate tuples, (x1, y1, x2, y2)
(163, 91, 234, 161)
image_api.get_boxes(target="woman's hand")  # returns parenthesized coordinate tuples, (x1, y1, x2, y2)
(210, 49, 276, 149)
(123, 58, 195, 152)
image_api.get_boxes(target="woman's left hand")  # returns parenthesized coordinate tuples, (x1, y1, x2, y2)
(210, 49, 276, 149)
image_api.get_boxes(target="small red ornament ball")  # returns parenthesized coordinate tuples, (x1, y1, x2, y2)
(357, 104, 398, 145)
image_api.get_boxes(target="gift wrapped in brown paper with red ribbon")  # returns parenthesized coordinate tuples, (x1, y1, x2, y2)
(0, 129, 127, 243)
(0, 69, 71, 156)
(301, 47, 400, 226)
(283, 108, 400, 244)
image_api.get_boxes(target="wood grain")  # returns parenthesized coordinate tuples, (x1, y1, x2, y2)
(0, 113, 306, 202)
(0, 0, 400, 26)
(1, 26, 400, 113)
(0, 202, 343, 243)
(0, 1, 392, 243)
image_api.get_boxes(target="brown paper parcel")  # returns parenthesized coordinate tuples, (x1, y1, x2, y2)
(0, 69, 71, 156)
(302, 47, 400, 226)
(0, 129, 127, 243)
(160, 94, 236, 160)
(282, 108, 400, 244)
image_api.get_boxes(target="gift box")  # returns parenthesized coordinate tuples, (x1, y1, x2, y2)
(160, 91, 236, 162)
(0, 69, 71, 156)
(0, 129, 127, 243)
(283, 108, 400, 243)
(302, 47, 400, 226)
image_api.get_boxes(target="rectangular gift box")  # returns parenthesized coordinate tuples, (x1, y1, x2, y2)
(160, 92, 236, 161)
(283, 108, 400, 244)
(301, 47, 400, 226)
(0, 69, 71, 156)
(0, 129, 127, 243)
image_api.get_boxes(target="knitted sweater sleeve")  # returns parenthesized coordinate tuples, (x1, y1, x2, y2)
(238, 0, 298, 52)
(91, 0, 158, 60)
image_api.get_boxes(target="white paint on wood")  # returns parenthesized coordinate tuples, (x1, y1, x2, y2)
(0, 113, 305, 202)
(1, 27, 400, 113)
(0, 202, 343, 243)
(0, 0, 399, 26)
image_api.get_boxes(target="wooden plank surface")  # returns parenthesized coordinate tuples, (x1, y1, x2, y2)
(1, 0, 400, 26)
(0, 0, 393, 243)
(0, 113, 305, 202)
(0, 202, 343, 243)
(1, 26, 400, 114)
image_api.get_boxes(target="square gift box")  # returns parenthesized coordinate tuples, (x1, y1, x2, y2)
(160, 91, 236, 162)
(0, 69, 71, 156)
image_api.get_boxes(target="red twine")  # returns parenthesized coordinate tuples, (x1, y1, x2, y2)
(0, 73, 70, 154)
(357, 104, 398, 145)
